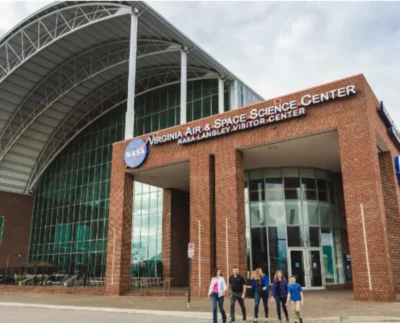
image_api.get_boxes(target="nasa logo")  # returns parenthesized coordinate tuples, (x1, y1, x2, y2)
(124, 138, 149, 168)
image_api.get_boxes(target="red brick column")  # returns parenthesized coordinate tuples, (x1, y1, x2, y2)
(378, 151, 400, 292)
(190, 154, 215, 296)
(104, 167, 133, 295)
(338, 122, 396, 301)
(162, 189, 190, 287)
(215, 148, 247, 278)
(162, 189, 173, 282)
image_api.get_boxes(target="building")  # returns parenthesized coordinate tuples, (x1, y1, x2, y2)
(0, 1, 399, 303)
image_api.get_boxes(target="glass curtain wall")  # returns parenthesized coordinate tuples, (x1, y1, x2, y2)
(29, 106, 126, 277)
(131, 182, 163, 278)
(245, 168, 345, 285)
(30, 79, 222, 278)
(134, 79, 230, 136)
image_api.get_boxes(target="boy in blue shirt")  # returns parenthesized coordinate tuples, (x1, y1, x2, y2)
(286, 276, 304, 323)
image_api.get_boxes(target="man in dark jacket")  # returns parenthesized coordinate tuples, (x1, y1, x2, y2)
(228, 266, 247, 322)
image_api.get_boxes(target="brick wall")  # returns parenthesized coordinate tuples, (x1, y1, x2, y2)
(106, 74, 399, 301)
(378, 152, 400, 292)
(162, 189, 190, 287)
(0, 191, 33, 268)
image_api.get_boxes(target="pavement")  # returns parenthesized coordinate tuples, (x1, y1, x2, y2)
(0, 290, 399, 322)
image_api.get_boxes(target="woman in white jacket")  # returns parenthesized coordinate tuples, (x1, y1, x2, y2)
(208, 268, 227, 323)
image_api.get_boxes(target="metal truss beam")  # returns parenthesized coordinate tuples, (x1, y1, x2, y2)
(0, 3, 132, 83)
(27, 73, 218, 192)
(0, 46, 182, 163)
(0, 38, 179, 140)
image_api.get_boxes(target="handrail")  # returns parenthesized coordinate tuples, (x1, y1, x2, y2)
(20, 275, 34, 286)
(63, 275, 78, 287)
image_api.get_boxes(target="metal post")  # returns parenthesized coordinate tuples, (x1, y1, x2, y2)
(187, 258, 191, 310)
(5, 254, 9, 285)
(218, 78, 224, 114)
(230, 80, 238, 110)
(180, 48, 187, 125)
(124, 8, 139, 140)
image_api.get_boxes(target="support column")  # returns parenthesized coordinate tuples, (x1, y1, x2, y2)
(218, 78, 224, 114)
(338, 122, 396, 301)
(378, 151, 400, 292)
(215, 148, 246, 278)
(105, 169, 133, 295)
(180, 48, 188, 125)
(230, 80, 238, 110)
(124, 8, 139, 140)
(162, 189, 190, 287)
(189, 155, 215, 296)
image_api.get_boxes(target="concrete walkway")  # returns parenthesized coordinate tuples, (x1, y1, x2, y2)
(0, 290, 399, 322)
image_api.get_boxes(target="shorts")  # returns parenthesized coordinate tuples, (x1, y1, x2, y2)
(291, 300, 301, 312)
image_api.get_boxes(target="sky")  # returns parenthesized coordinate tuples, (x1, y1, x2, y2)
(0, 0, 399, 125)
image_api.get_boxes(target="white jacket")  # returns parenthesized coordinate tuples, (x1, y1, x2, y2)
(208, 276, 227, 298)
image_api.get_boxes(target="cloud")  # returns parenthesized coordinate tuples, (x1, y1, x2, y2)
(0, 1, 399, 126)
(149, 1, 400, 125)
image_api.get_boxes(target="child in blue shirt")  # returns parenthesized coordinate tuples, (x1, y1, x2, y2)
(286, 276, 304, 323)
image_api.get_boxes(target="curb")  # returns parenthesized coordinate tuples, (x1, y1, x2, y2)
(0, 302, 399, 322)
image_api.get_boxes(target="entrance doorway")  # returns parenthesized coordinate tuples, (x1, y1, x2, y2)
(288, 248, 324, 289)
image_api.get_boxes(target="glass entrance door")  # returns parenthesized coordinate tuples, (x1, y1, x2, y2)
(308, 249, 323, 288)
(289, 248, 324, 289)
(289, 249, 306, 287)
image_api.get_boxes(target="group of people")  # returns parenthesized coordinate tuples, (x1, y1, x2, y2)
(208, 266, 304, 323)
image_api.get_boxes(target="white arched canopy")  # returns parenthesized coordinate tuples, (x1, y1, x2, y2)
(0, 1, 263, 194)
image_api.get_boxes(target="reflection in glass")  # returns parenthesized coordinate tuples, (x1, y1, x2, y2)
(321, 228, 335, 284)
(307, 227, 320, 247)
(287, 226, 304, 247)
(267, 201, 286, 226)
(319, 203, 332, 226)
(250, 202, 266, 227)
(251, 227, 269, 276)
(244, 167, 344, 286)
(268, 227, 287, 279)
(285, 200, 302, 225)
(303, 201, 319, 226)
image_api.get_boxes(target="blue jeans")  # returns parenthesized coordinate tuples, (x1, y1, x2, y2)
(254, 290, 269, 319)
(274, 296, 289, 320)
(211, 292, 227, 323)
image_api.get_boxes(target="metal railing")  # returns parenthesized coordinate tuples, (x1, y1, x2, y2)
(0, 264, 105, 287)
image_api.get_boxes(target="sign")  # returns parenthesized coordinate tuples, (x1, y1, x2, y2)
(379, 101, 400, 150)
(124, 138, 149, 168)
(395, 156, 400, 186)
(188, 243, 195, 259)
(148, 85, 357, 146)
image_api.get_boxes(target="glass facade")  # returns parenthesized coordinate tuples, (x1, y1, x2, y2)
(134, 79, 230, 136)
(131, 182, 163, 277)
(245, 168, 345, 286)
(29, 79, 222, 278)
(29, 107, 126, 277)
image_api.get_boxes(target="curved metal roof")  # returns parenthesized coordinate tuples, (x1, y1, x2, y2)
(0, 1, 263, 194)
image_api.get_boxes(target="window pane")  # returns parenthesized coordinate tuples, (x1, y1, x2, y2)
(251, 227, 269, 275)
(307, 227, 320, 247)
(267, 201, 286, 226)
(287, 226, 305, 247)
(321, 228, 335, 284)
(250, 202, 266, 227)
(285, 200, 302, 225)
(303, 201, 319, 226)
(268, 227, 287, 279)
(319, 203, 332, 226)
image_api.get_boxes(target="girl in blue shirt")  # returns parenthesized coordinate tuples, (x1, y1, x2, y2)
(251, 268, 269, 322)
(271, 270, 289, 323)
